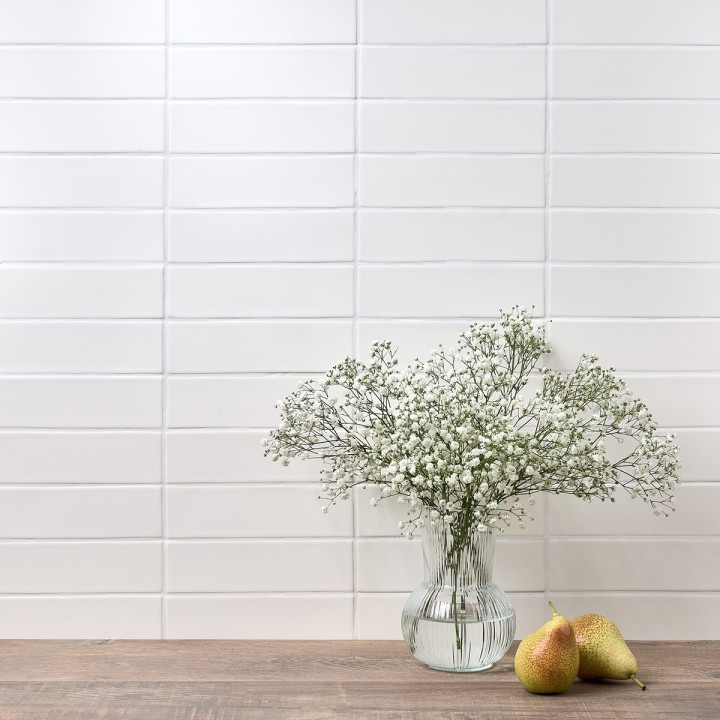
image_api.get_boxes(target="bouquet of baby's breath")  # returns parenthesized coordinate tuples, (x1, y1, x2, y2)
(264, 308, 680, 541)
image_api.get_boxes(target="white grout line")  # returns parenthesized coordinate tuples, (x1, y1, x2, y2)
(351, 0, 362, 641)
(542, 0, 554, 614)
(159, 0, 171, 640)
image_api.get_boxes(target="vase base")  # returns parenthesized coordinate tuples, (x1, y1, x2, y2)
(424, 662, 494, 673)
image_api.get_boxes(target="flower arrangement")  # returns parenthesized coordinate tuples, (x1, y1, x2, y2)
(264, 308, 680, 540)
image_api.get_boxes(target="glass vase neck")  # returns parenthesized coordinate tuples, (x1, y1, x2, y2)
(422, 521, 495, 588)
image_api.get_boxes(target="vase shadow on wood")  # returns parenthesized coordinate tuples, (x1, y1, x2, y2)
(401, 521, 515, 672)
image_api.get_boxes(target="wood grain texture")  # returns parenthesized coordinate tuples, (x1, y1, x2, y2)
(0, 640, 717, 719)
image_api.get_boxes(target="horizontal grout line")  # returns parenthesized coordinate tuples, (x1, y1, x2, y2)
(548, 152, 720, 158)
(3, 260, 720, 268)
(550, 537, 720, 543)
(7, 95, 720, 102)
(0, 428, 162, 434)
(1, 315, 713, 324)
(6, 150, 720, 158)
(550, 98, 720, 104)
(550, 151, 720, 157)
(0, 592, 164, 598)
(0, 43, 357, 48)
(0, 484, 163, 489)
(0, 373, 163, 379)
(8, 98, 720, 105)
(547, 317, 720, 323)
(0, 592, 354, 598)
(0, 533, 715, 543)
(2, 370, 719, 379)
(0, 539, 163, 544)
(0, 206, 357, 211)
(549, 207, 720, 212)
(548, 261, 720, 267)
(3, 42, 720, 48)
(0, 318, 163, 323)
(0, 590, 712, 600)
(0, 482, 321, 490)
(1, 423, 717, 432)
(550, 205, 720, 210)
(0, 427, 164, 431)
(550, 96, 720, 102)
(0, 152, 357, 158)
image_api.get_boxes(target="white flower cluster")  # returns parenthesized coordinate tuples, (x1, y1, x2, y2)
(264, 308, 680, 539)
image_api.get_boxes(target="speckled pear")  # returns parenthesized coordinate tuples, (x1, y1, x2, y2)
(514, 601, 580, 694)
(571, 613, 646, 690)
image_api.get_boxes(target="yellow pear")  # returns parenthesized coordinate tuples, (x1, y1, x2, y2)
(515, 601, 580, 694)
(571, 613, 646, 690)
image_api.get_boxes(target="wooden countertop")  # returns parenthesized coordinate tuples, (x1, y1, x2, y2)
(0, 640, 717, 719)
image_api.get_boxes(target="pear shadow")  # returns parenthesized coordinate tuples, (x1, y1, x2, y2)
(568, 678, 646, 695)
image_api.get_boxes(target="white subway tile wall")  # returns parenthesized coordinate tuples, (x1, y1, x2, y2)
(0, 0, 716, 642)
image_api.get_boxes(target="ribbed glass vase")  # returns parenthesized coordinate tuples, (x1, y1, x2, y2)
(401, 521, 516, 672)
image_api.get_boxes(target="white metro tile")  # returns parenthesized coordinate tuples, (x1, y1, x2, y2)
(166, 541, 353, 591)
(170, 47, 354, 99)
(670, 430, 720, 482)
(168, 211, 353, 262)
(360, 102, 545, 153)
(359, 211, 544, 262)
(0, 487, 161, 539)
(170, 0, 355, 43)
(356, 538, 544, 592)
(0, 158, 164, 208)
(361, 0, 546, 44)
(361, 47, 545, 99)
(356, 593, 548, 641)
(171, 102, 354, 153)
(0, 432, 161, 484)
(357, 321, 474, 364)
(549, 484, 719, 536)
(549, 266, 720, 318)
(0, 267, 162, 319)
(0, 322, 162, 373)
(549, 539, 720, 591)
(166, 376, 304, 428)
(551, 157, 720, 208)
(0, 378, 162, 428)
(623, 375, 720, 428)
(166, 431, 324, 483)
(167, 594, 355, 641)
(356, 530, 423, 592)
(552, 103, 720, 154)
(170, 157, 354, 209)
(167, 266, 353, 318)
(552, 48, 720, 100)
(359, 265, 543, 318)
(0, 0, 165, 43)
(548, 320, 720, 373)
(550, 211, 720, 262)
(360, 157, 545, 208)
(0, 597, 162, 639)
(552, 0, 720, 45)
(549, 594, 720, 641)
(0, 212, 164, 262)
(0, 47, 165, 98)
(0, 101, 164, 153)
(356, 593, 407, 640)
(166, 485, 352, 538)
(166, 595, 353, 640)
(167, 321, 352, 373)
(0, 542, 161, 593)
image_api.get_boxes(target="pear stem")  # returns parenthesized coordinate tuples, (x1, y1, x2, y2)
(630, 675, 647, 691)
(548, 600, 559, 617)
